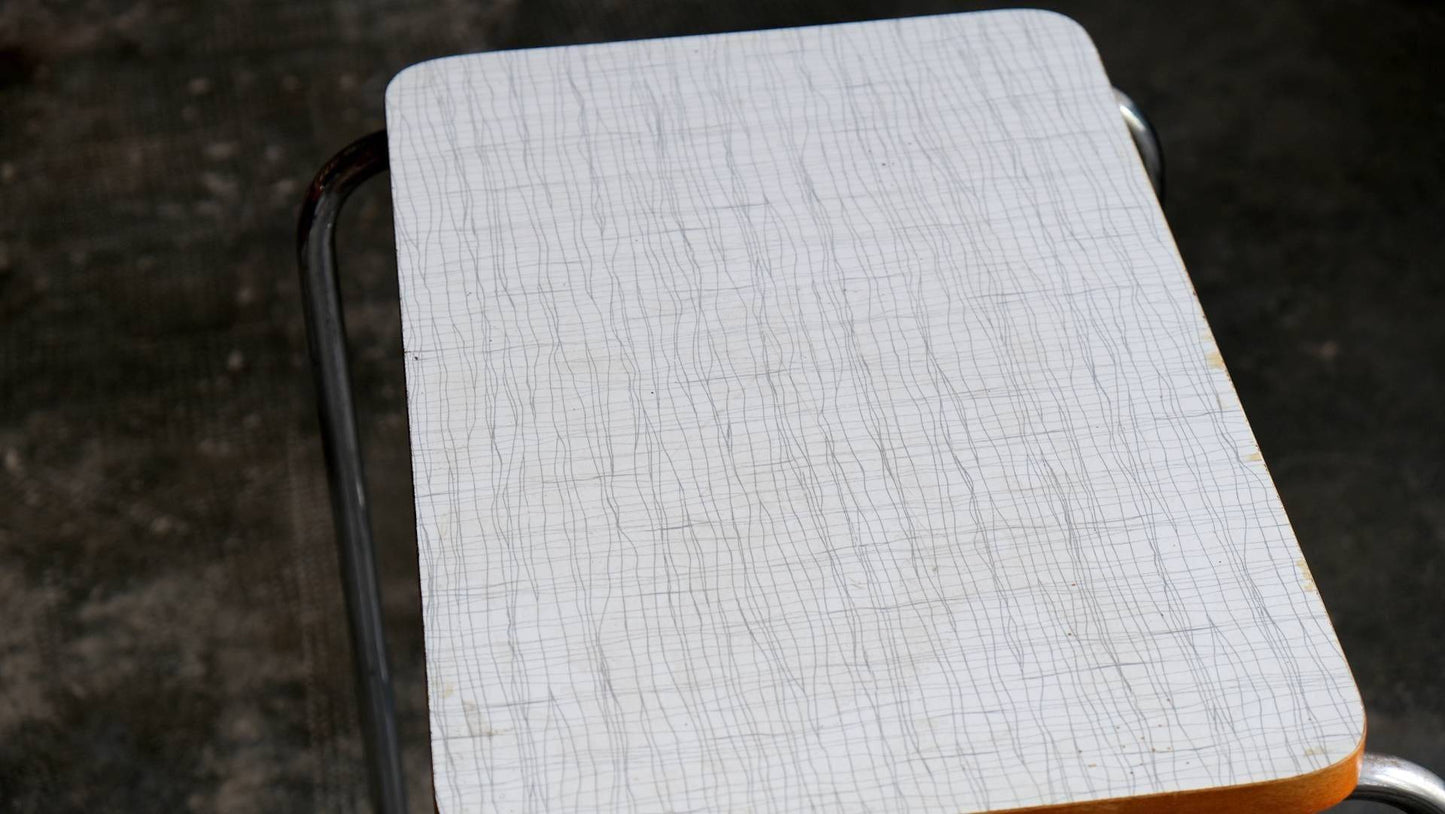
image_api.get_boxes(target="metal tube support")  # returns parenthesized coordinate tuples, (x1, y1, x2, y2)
(1349, 753, 1445, 813)
(1116, 89, 1164, 199)
(296, 130, 406, 814)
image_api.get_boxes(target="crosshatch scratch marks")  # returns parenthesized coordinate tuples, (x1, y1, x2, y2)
(386, 10, 1364, 812)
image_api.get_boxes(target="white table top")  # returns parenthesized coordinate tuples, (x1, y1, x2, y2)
(385, 10, 1363, 812)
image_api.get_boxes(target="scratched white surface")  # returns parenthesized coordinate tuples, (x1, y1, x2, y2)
(385, 11, 1363, 812)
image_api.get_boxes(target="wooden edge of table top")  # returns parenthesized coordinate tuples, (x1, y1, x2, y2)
(426, 736, 1363, 814)
(996, 733, 1364, 814)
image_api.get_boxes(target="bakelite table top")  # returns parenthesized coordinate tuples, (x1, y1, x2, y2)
(383, 10, 1364, 812)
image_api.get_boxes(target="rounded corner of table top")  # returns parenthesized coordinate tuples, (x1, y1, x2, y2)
(995, 736, 1365, 814)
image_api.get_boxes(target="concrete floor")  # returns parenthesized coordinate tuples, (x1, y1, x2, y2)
(0, 1, 1439, 811)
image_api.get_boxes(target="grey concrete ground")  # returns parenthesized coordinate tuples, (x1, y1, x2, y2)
(0, 1, 1440, 811)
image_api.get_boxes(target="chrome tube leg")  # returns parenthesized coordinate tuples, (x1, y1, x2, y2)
(1116, 89, 1164, 199)
(296, 131, 406, 814)
(1348, 753, 1445, 814)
